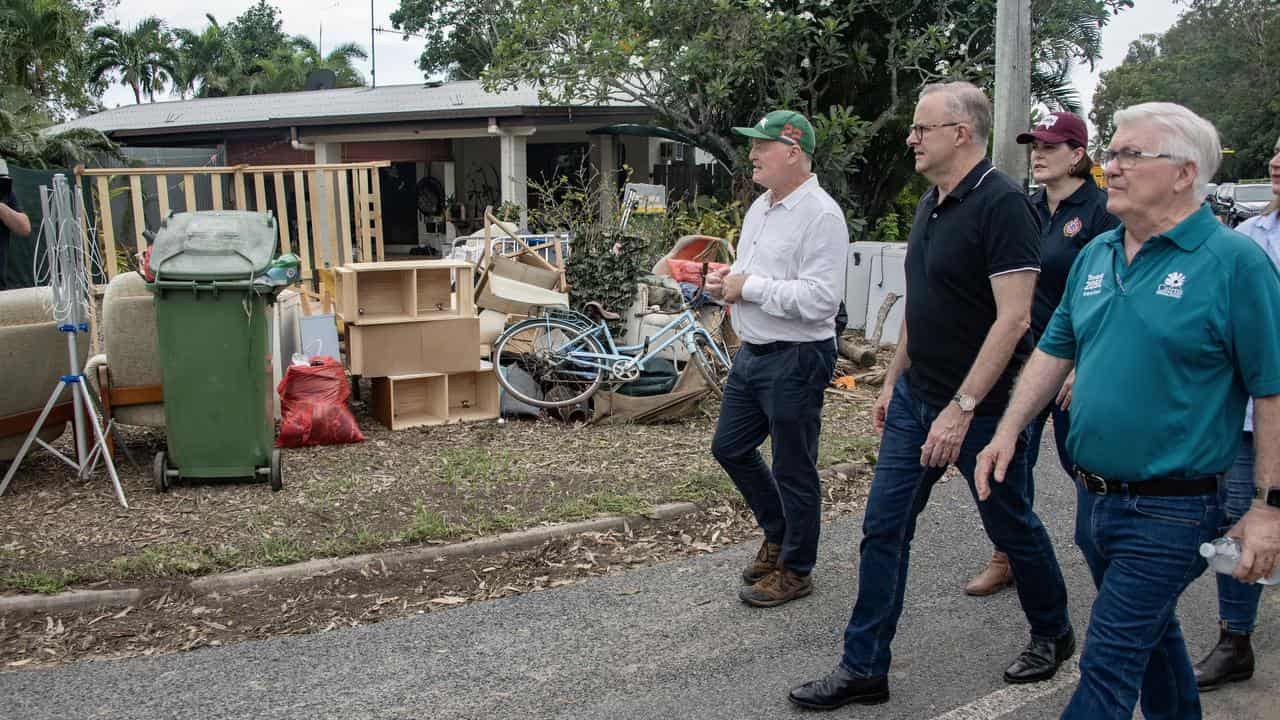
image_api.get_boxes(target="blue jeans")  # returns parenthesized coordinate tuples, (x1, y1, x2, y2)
(1062, 484, 1220, 719)
(711, 340, 835, 574)
(840, 377, 1071, 677)
(1217, 433, 1263, 634)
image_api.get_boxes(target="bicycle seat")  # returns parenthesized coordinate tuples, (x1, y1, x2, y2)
(583, 301, 620, 322)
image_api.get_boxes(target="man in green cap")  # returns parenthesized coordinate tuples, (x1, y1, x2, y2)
(704, 109, 848, 607)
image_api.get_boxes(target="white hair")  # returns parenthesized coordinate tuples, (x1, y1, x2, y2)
(1113, 102, 1221, 197)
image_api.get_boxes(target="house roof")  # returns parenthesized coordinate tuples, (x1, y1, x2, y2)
(49, 81, 649, 139)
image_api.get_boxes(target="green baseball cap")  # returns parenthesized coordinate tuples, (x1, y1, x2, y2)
(732, 110, 816, 155)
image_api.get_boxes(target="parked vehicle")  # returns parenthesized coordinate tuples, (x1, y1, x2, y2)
(1205, 182, 1218, 205)
(1212, 183, 1236, 217)
(1219, 183, 1272, 227)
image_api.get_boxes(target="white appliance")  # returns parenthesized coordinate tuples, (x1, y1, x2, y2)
(845, 241, 888, 330)
(865, 243, 908, 345)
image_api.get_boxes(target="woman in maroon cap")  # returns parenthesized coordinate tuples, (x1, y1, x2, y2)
(965, 111, 1118, 597)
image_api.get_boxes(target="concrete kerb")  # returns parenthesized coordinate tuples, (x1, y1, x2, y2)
(0, 502, 702, 617)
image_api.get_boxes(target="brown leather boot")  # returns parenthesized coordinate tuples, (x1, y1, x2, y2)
(1195, 622, 1254, 691)
(965, 550, 1014, 597)
(739, 568, 813, 607)
(742, 540, 781, 585)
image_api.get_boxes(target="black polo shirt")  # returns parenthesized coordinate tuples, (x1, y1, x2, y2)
(1029, 178, 1117, 339)
(904, 159, 1041, 415)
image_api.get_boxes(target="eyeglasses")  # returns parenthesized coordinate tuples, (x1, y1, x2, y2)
(909, 122, 964, 140)
(1101, 148, 1177, 169)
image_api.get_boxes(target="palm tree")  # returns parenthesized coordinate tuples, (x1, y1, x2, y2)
(1030, 0, 1109, 113)
(0, 0, 84, 99)
(87, 17, 179, 104)
(249, 36, 367, 94)
(173, 15, 242, 98)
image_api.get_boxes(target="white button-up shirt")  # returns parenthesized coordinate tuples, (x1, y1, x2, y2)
(730, 175, 848, 344)
(1237, 209, 1280, 432)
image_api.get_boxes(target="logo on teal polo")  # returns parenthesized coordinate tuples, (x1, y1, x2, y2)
(1156, 271, 1185, 299)
(1083, 273, 1104, 296)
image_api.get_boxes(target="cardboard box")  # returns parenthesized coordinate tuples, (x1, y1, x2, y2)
(489, 254, 562, 290)
(476, 273, 569, 316)
(347, 316, 481, 376)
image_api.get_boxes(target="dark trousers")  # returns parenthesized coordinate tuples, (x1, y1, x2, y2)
(840, 376, 1071, 677)
(711, 340, 835, 574)
(1062, 485, 1219, 719)
(1026, 403, 1074, 498)
(1217, 432, 1264, 634)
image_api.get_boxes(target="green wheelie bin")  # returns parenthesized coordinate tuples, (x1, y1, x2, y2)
(147, 211, 283, 492)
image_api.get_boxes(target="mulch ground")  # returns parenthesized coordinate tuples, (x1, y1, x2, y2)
(0, 355, 887, 669)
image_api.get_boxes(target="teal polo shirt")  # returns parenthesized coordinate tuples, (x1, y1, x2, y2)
(1039, 203, 1280, 482)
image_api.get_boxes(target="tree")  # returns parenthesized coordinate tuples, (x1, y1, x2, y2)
(226, 0, 287, 63)
(1091, 0, 1280, 179)
(174, 15, 242, 98)
(87, 17, 178, 104)
(0, 0, 104, 118)
(431, 0, 1127, 223)
(390, 0, 515, 80)
(246, 36, 367, 94)
(0, 85, 119, 167)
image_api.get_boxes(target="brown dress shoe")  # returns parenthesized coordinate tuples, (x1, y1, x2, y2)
(965, 550, 1014, 597)
(1194, 622, 1254, 691)
(739, 568, 812, 607)
(742, 540, 781, 585)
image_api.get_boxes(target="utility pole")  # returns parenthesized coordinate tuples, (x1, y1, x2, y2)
(992, 0, 1031, 186)
(370, 0, 377, 88)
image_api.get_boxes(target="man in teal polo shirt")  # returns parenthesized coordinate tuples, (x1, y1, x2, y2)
(975, 102, 1280, 719)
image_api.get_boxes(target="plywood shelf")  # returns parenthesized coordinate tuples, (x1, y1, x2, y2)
(346, 317, 481, 377)
(333, 260, 475, 325)
(371, 366, 499, 430)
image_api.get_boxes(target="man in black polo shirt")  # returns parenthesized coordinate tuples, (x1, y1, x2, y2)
(789, 81, 1073, 711)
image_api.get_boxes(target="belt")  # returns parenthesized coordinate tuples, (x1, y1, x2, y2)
(1074, 466, 1220, 497)
(742, 340, 800, 355)
(742, 339, 830, 355)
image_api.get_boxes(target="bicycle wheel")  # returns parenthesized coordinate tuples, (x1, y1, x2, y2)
(691, 331, 732, 397)
(494, 316, 607, 408)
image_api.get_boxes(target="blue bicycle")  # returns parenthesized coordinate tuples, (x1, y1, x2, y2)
(493, 301, 733, 409)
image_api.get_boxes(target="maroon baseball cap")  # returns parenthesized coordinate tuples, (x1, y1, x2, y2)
(1016, 112, 1088, 147)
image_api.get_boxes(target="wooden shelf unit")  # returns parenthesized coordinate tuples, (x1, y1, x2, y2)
(333, 260, 475, 325)
(371, 364, 499, 429)
(346, 316, 481, 377)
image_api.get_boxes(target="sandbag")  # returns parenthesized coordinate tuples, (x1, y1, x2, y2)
(276, 356, 364, 447)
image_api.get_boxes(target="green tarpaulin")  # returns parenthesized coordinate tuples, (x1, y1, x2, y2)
(1, 166, 94, 290)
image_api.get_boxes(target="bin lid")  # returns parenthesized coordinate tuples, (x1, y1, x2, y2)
(148, 211, 277, 281)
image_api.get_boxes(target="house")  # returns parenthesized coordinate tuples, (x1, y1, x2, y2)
(51, 80, 673, 251)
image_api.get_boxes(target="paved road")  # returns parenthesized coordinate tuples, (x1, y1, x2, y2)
(3, 440, 1277, 720)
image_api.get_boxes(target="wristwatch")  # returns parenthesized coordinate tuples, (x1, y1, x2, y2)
(952, 392, 977, 413)
(1256, 486, 1280, 509)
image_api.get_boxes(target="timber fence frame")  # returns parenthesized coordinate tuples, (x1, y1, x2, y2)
(75, 161, 391, 287)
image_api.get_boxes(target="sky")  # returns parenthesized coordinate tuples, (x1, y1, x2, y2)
(102, 0, 1188, 139)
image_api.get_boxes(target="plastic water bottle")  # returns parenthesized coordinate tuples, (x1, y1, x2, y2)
(1199, 537, 1280, 585)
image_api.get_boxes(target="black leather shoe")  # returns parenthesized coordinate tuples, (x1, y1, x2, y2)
(788, 667, 889, 710)
(1195, 623, 1254, 691)
(1004, 629, 1076, 684)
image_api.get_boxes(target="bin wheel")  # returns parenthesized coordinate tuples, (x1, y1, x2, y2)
(153, 451, 169, 493)
(269, 449, 283, 492)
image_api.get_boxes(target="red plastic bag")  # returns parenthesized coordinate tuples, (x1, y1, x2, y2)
(667, 258, 730, 285)
(276, 356, 365, 447)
